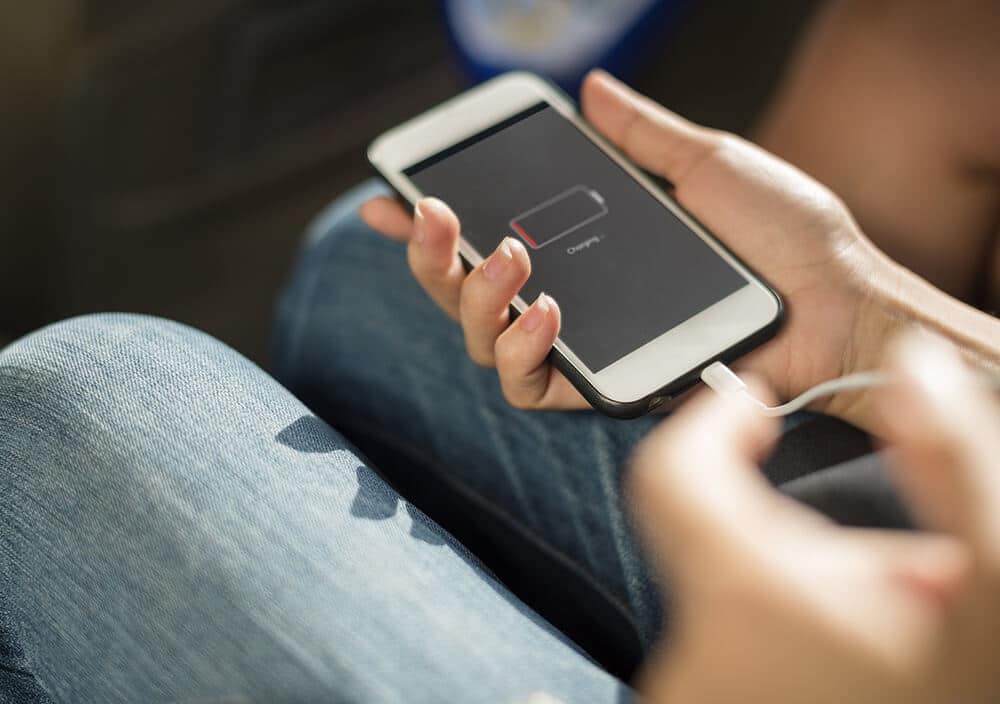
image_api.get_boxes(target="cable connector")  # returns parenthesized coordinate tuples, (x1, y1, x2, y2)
(700, 361, 752, 397)
(700, 361, 888, 417)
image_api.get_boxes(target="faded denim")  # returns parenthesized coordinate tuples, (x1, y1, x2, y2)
(0, 179, 900, 703)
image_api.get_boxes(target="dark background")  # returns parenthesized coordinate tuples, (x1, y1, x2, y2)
(0, 0, 821, 363)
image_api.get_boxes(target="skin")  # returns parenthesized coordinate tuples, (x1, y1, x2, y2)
(360, 70, 1000, 434)
(630, 333, 1000, 703)
(754, 0, 1000, 307)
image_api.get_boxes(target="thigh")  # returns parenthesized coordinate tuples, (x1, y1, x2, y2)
(273, 182, 663, 670)
(271, 181, 882, 672)
(0, 314, 627, 704)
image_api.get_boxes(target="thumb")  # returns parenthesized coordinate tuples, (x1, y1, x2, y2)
(580, 69, 717, 185)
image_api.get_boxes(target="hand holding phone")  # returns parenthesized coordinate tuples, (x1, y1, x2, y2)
(363, 71, 891, 420)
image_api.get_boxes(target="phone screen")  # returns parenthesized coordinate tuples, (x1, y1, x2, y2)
(405, 102, 748, 373)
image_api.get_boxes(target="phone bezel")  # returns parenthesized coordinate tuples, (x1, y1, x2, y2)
(368, 72, 782, 414)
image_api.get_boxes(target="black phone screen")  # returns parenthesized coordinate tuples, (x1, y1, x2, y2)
(405, 102, 747, 373)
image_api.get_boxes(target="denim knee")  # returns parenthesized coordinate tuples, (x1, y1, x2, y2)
(0, 313, 300, 486)
(1, 313, 191, 406)
(0, 313, 248, 419)
(0, 310, 370, 547)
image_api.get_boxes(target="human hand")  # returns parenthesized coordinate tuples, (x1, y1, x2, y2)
(629, 332, 1000, 704)
(361, 70, 896, 417)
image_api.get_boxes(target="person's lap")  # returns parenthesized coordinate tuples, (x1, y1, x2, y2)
(0, 314, 628, 703)
(0, 180, 904, 703)
(273, 181, 671, 668)
(270, 180, 904, 673)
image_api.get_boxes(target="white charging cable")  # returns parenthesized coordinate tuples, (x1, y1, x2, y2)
(701, 361, 1000, 417)
(701, 361, 888, 417)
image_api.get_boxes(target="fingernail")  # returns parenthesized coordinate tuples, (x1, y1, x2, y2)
(520, 293, 550, 333)
(483, 238, 514, 281)
(413, 201, 426, 243)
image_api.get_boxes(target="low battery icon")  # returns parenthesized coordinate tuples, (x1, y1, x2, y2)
(509, 185, 608, 249)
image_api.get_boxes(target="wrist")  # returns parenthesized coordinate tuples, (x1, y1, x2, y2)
(823, 249, 918, 433)
(825, 248, 1000, 434)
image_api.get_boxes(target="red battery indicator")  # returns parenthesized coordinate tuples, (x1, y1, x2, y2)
(509, 186, 607, 249)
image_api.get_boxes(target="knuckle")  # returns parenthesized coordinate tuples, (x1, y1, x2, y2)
(496, 371, 541, 411)
(687, 131, 748, 177)
(465, 341, 495, 367)
(460, 272, 512, 318)
(494, 338, 549, 410)
(501, 385, 537, 410)
(407, 244, 449, 282)
(706, 130, 744, 159)
(807, 186, 853, 230)
(457, 277, 482, 315)
(492, 339, 518, 371)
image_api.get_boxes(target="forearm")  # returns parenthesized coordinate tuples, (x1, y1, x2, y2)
(833, 250, 1000, 434)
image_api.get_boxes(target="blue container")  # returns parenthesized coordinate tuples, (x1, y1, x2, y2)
(443, 0, 690, 96)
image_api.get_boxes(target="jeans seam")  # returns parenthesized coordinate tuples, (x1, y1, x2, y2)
(330, 415, 644, 639)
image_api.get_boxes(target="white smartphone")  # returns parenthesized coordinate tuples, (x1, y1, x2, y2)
(368, 72, 783, 418)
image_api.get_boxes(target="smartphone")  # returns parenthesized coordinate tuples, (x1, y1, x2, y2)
(368, 72, 782, 418)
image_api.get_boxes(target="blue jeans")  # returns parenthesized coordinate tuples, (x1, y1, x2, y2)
(0, 180, 901, 703)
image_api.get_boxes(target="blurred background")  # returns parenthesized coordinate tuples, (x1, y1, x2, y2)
(0, 0, 822, 364)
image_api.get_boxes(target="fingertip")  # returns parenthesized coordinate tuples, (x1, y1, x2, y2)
(517, 292, 559, 339)
(494, 294, 559, 379)
(360, 196, 413, 241)
(582, 68, 623, 99)
(417, 197, 458, 230)
(542, 292, 560, 324)
(581, 68, 625, 122)
(411, 197, 462, 262)
(540, 294, 561, 344)
(528, 294, 561, 353)
(357, 198, 377, 225)
(506, 233, 529, 261)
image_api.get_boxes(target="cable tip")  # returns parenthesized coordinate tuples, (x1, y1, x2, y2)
(701, 361, 748, 397)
